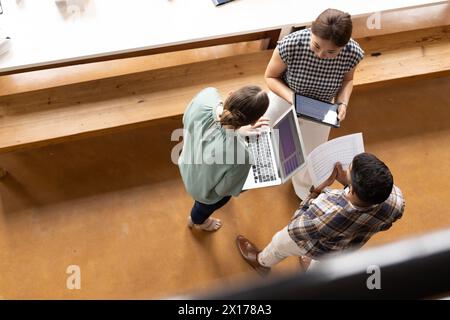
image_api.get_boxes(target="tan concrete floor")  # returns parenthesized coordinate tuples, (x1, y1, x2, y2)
(0, 76, 449, 299)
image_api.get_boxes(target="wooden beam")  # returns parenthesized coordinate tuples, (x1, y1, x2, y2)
(0, 29, 281, 76)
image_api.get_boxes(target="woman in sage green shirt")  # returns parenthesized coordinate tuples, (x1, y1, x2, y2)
(179, 86, 269, 231)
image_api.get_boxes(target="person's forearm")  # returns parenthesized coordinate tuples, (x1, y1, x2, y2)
(335, 80, 354, 105)
(265, 77, 294, 105)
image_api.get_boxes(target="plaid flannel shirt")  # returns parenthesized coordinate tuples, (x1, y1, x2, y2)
(288, 185, 405, 260)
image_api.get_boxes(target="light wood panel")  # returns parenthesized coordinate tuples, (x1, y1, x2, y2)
(351, 2, 450, 38)
(0, 39, 268, 97)
(354, 26, 450, 86)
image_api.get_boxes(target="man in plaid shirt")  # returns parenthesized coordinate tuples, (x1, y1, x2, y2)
(236, 153, 405, 277)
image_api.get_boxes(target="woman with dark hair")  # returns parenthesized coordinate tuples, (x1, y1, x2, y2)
(264, 8, 365, 200)
(178, 86, 269, 231)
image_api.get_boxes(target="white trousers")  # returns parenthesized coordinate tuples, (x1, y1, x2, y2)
(257, 226, 319, 270)
(264, 91, 331, 200)
(257, 226, 306, 267)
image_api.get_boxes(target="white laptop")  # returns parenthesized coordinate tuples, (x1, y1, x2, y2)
(243, 106, 307, 190)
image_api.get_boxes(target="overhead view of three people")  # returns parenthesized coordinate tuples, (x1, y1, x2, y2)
(178, 9, 405, 277)
(2, 0, 450, 302)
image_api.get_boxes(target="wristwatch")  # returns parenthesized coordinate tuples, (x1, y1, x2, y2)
(337, 102, 348, 108)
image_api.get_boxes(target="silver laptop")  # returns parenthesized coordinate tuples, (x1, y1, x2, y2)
(243, 106, 307, 190)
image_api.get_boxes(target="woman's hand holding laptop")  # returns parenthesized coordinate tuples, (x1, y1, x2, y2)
(295, 94, 341, 128)
(337, 102, 348, 121)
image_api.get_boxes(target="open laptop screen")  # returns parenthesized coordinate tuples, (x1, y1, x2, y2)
(273, 110, 306, 179)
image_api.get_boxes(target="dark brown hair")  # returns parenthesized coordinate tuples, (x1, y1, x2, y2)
(220, 85, 269, 129)
(350, 153, 394, 205)
(311, 8, 353, 47)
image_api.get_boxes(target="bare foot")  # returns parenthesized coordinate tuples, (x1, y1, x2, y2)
(187, 216, 222, 232)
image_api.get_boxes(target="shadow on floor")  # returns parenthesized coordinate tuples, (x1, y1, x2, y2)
(0, 116, 184, 214)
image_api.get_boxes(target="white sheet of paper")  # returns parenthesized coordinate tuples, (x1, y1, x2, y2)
(307, 133, 364, 186)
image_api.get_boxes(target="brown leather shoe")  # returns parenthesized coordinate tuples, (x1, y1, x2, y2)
(236, 235, 271, 277)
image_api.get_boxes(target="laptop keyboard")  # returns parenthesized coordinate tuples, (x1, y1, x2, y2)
(246, 132, 277, 184)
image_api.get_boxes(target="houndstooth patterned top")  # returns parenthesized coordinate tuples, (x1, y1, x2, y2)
(278, 28, 364, 103)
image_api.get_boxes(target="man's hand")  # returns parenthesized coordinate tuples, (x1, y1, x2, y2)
(307, 165, 339, 200)
(237, 117, 270, 136)
(335, 162, 350, 186)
